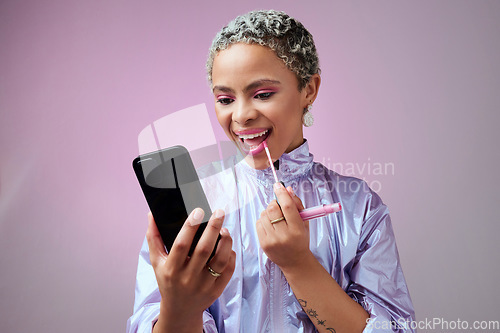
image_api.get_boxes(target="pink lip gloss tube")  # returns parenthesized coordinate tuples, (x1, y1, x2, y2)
(299, 203, 342, 220)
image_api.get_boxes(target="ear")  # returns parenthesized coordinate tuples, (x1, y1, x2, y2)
(302, 74, 321, 107)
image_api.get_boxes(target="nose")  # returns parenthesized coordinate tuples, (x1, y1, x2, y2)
(232, 100, 259, 125)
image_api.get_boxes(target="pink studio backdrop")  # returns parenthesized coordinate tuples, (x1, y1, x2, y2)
(1, 1, 499, 332)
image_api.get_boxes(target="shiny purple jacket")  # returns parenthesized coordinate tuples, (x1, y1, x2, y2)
(127, 141, 415, 332)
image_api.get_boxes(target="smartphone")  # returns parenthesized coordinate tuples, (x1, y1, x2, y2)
(133, 145, 217, 257)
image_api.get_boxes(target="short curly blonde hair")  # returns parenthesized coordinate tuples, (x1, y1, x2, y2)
(206, 9, 320, 90)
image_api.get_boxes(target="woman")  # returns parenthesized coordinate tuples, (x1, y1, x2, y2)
(127, 10, 415, 333)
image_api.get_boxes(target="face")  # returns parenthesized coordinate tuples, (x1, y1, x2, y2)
(211, 43, 311, 170)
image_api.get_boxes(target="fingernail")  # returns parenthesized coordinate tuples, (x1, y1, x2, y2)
(274, 182, 283, 190)
(287, 186, 296, 197)
(190, 208, 204, 225)
(214, 209, 224, 219)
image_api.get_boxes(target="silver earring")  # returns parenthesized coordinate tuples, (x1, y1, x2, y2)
(302, 105, 314, 127)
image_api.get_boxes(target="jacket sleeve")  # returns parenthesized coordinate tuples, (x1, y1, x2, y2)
(126, 237, 218, 333)
(346, 186, 416, 333)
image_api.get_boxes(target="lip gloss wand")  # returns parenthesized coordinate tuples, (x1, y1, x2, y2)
(263, 141, 342, 220)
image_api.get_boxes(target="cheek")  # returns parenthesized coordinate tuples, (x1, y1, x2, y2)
(269, 105, 303, 129)
(271, 93, 303, 119)
(214, 107, 227, 125)
(215, 108, 233, 136)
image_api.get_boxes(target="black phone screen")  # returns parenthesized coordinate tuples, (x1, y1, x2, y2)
(133, 145, 214, 256)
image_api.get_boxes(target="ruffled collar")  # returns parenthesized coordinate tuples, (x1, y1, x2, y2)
(238, 140, 314, 187)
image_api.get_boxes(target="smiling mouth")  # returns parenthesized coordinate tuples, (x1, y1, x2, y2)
(235, 129, 271, 155)
(238, 129, 268, 141)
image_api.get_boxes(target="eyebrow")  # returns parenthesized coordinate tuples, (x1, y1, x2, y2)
(212, 79, 281, 94)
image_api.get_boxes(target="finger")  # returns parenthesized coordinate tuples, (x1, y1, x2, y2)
(190, 209, 225, 268)
(213, 245, 236, 291)
(146, 212, 168, 267)
(265, 199, 287, 229)
(256, 216, 267, 238)
(273, 182, 302, 228)
(285, 186, 309, 232)
(286, 186, 305, 211)
(256, 209, 270, 239)
(205, 227, 233, 278)
(168, 208, 205, 267)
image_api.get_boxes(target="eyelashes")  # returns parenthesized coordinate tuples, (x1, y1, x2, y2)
(216, 97, 234, 105)
(253, 88, 277, 100)
(254, 91, 275, 100)
(216, 90, 277, 105)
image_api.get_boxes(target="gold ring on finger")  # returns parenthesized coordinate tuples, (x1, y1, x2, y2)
(270, 216, 285, 224)
(207, 265, 222, 277)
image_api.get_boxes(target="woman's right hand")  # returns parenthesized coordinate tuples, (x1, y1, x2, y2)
(147, 208, 235, 333)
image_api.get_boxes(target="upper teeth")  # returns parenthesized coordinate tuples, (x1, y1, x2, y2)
(238, 130, 268, 140)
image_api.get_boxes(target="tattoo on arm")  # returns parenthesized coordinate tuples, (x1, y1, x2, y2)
(298, 299, 336, 333)
(307, 309, 318, 318)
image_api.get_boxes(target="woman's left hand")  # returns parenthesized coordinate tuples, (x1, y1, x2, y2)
(256, 182, 311, 270)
